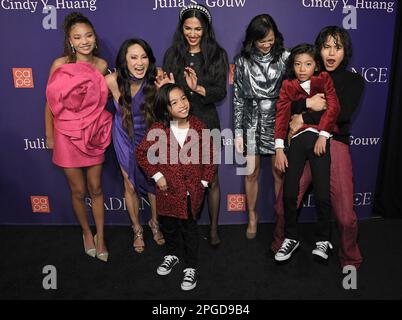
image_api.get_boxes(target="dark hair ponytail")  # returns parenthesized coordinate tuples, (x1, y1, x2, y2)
(62, 11, 99, 63)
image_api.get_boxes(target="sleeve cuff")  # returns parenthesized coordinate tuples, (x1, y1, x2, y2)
(319, 131, 330, 139)
(152, 172, 164, 182)
(275, 139, 285, 149)
(201, 180, 209, 188)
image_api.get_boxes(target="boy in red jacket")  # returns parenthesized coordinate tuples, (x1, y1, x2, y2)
(274, 43, 340, 263)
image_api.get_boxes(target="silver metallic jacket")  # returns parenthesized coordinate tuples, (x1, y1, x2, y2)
(233, 49, 289, 155)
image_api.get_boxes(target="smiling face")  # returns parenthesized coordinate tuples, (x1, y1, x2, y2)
(320, 35, 345, 72)
(182, 17, 203, 52)
(254, 29, 275, 55)
(69, 22, 96, 56)
(293, 53, 316, 83)
(168, 88, 190, 121)
(126, 44, 149, 79)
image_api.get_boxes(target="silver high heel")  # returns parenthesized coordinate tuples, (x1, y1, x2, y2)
(94, 234, 109, 262)
(83, 234, 96, 258)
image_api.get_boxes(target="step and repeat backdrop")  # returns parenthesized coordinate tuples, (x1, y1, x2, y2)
(0, 0, 398, 225)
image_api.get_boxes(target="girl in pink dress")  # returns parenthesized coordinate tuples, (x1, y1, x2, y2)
(45, 12, 112, 262)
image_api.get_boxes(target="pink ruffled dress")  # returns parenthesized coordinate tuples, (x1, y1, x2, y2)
(46, 62, 112, 168)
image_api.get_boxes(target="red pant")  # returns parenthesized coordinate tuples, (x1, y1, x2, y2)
(272, 140, 363, 268)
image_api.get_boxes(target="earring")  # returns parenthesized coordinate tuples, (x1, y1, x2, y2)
(71, 44, 75, 54)
(95, 43, 98, 49)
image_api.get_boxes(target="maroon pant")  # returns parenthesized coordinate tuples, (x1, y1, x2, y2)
(272, 140, 363, 268)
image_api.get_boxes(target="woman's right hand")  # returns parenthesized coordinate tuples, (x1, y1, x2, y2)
(46, 136, 54, 149)
(306, 93, 327, 111)
(234, 136, 244, 154)
(156, 176, 168, 191)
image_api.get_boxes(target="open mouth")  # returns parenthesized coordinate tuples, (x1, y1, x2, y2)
(326, 59, 336, 66)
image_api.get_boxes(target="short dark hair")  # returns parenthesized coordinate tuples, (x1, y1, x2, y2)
(287, 43, 321, 79)
(241, 14, 285, 62)
(315, 26, 353, 69)
(153, 83, 187, 128)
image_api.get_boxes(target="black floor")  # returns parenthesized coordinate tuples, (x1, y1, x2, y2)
(1, 218, 401, 300)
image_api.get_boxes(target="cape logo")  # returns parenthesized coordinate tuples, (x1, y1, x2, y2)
(13, 68, 34, 88)
(31, 196, 50, 213)
(227, 194, 246, 212)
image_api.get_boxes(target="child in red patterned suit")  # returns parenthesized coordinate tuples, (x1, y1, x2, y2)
(274, 43, 340, 263)
(136, 83, 216, 291)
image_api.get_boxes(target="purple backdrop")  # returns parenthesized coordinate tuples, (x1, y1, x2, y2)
(0, 0, 398, 225)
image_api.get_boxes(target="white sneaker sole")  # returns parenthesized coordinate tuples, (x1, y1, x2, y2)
(274, 242, 300, 261)
(181, 281, 197, 291)
(312, 249, 328, 260)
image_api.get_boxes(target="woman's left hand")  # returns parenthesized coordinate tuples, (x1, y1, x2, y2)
(184, 67, 198, 91)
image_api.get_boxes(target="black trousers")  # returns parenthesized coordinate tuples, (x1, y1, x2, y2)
(283, 132, 332, 242)
(160, 196, 199, 268)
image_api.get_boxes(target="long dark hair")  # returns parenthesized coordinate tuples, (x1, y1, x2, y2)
(163, 5, 228, 88)
(63, 12, 100, 63)
(153, 83, 187, 128)
(315, 26, 353, 69)
(241, 14, 285, 62)
(115, 38, 157, 137)
(286, 43, 321, 79)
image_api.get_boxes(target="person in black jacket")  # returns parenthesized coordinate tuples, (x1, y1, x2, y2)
(272, 26, 364, 269)
(162, 4, 228, 246)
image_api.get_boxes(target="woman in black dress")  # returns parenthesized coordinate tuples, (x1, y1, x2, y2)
(163, 4, 228, 246)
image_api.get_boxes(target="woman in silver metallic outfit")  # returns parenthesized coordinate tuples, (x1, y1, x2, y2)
(233, 14, 289, 239)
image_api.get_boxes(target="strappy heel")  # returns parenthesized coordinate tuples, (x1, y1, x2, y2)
(148, 220, 165, 246)
(133, 226, 145, 253)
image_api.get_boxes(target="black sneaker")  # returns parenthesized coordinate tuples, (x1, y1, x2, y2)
(312, 241, 333, 260)
(274, 238, 300, 261)
(181, 268, 197, 291)
(157, 255, 179, 275)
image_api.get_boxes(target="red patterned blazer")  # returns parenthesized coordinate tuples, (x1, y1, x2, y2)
(275, 71, 340, 140)
(136, 116, 217, 220)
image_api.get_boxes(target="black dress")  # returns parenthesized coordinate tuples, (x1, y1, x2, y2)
(163, 49, 227, 131)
